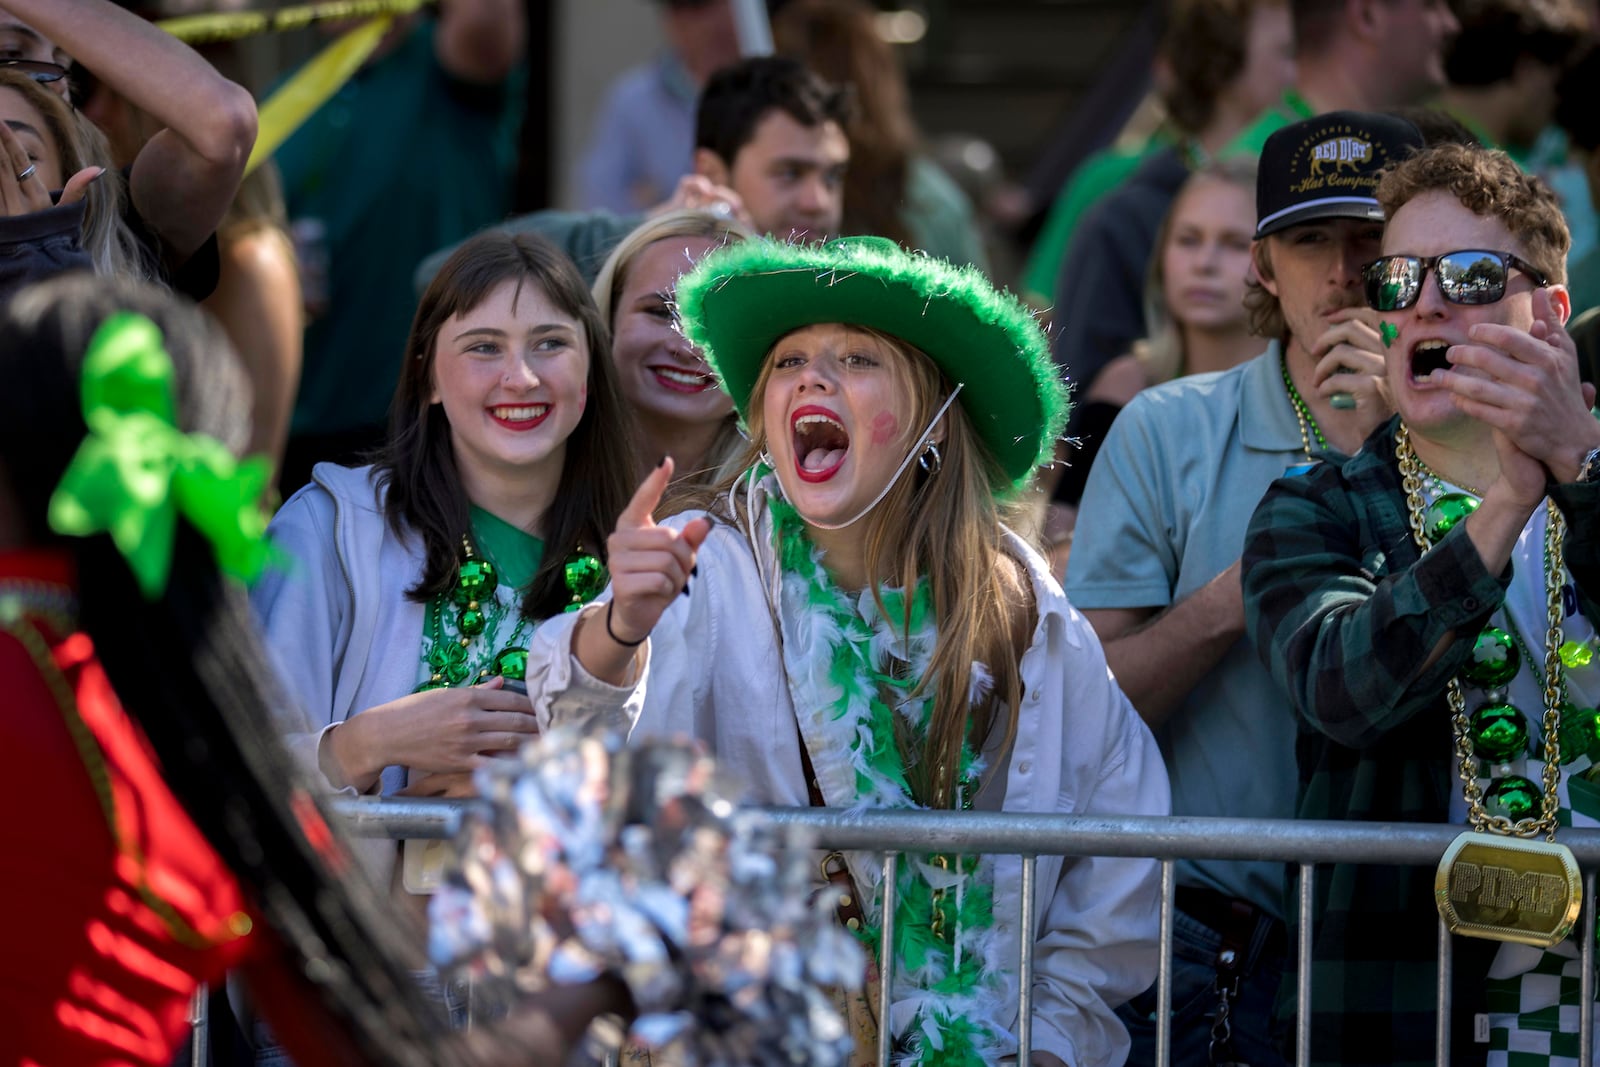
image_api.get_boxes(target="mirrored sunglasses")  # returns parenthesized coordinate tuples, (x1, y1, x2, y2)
(0, 59, 68, 84)
(1363, 249, 1549, 312)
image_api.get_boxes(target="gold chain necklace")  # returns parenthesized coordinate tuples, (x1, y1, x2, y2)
(1398, 424, 1582, 946)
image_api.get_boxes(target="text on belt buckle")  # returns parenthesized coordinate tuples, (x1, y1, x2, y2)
(1435, 831, 1582, 949)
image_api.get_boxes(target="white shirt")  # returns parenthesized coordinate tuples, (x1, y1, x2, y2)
(533, 505, 1170, 1067)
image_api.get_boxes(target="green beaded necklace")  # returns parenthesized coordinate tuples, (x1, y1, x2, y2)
(1402, 432, 1578, 829)
(416, 534, 607, 692)
(1280, 353, 1328, 461)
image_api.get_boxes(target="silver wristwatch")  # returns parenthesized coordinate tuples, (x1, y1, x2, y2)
(1579, 445, 1600, 484)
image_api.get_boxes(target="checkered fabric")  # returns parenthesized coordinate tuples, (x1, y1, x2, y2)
(1484, 939, 1596, 1066)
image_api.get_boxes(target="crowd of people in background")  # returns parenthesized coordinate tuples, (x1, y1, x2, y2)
(7, 0, 1600, 1065)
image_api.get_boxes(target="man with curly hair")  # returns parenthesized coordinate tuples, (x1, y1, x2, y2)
(1244, 142, 1600, 1066)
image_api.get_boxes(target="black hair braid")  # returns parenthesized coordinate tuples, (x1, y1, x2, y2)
(76, 524, 465, 1066)
(1, 274, 469, 1066)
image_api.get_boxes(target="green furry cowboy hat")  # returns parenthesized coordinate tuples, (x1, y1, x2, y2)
(673, 235, 1068, 492)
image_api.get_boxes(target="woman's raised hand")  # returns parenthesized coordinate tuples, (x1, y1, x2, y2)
(604, 456, 712, 644)
(0, 120, 100, 217)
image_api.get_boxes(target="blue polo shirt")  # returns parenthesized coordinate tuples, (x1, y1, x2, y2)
(1064, 342, 1332, 919)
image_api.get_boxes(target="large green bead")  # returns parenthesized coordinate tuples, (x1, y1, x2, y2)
(452, 559, 499, 607)
(1484, 775, 1541, 821)
(458, 606, 487, 636)
(1560, 703, 1600, 764)
(1461, 627, 1519, 689)
(563, 554, 607, 607)
(1424, 492, 1479, 543)
(493, 646, 528, 681)
(1470, 702, 1529, 762)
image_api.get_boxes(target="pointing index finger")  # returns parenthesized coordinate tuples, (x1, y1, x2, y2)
(617, 456, 675, 530)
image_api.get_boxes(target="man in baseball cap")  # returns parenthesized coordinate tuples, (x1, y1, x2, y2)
(1064, 108, 1424, 1067)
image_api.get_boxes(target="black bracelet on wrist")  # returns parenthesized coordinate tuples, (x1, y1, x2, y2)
(605, 601, 646, 647)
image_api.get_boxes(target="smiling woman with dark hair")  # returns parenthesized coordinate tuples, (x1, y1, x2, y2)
(253, 232, 642, 979)
(246, 229, 645, 1060)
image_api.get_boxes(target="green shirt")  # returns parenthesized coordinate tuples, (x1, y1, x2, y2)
(414, 508, 544, 691)
(281, 21, 525, 437)
(470, 506, 544, 590)
(1217, 88, 1316, 161)
(1017, 137, 1171, 303)
(1020, 138, 1166, 306)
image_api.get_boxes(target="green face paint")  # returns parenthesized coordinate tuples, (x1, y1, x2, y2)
(1380, 321, 1399, 348)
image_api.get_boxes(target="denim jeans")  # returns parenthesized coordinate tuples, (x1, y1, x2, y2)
(1116, 905, 1288, 1067)
(250, 968, 468, 1065)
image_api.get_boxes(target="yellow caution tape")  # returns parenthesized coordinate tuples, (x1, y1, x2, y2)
(244, 14, 393, 176)
(156, 0, 432, 45)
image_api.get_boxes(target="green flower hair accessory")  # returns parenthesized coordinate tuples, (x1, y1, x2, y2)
(48, 311, 276, 599)
(674, 235, 1068, 493)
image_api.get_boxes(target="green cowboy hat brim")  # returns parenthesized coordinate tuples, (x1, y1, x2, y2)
(674, 235, 1068, 491)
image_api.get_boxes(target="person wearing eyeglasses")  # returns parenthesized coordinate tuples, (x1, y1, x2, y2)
(1062, 110, 1423, 1067)
(0, 0, 256, 302)
(1243, 143, 1600, 1066)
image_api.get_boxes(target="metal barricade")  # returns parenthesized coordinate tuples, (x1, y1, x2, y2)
(323, 798, 1600, 1066)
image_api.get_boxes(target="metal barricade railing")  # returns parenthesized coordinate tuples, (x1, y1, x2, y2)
(326, 798, 1600, 1066)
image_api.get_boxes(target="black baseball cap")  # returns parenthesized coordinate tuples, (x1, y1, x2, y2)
(1254, 111, 1426, 239)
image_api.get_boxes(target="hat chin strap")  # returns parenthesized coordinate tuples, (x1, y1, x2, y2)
(761, 383, 963, 532)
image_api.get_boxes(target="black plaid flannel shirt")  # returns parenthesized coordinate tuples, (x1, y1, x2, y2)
(1241, 416, 1600, 1066)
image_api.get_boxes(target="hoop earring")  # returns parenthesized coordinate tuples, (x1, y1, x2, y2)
(917, 442, 942, 474)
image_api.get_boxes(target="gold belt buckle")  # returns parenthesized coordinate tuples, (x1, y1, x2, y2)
(1436, 831, 1582, 948)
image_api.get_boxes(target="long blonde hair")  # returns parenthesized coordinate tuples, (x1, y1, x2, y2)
(0, 70, 150, 284)
(707, 328, 1034, 810)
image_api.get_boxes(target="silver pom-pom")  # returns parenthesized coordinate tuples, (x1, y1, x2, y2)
(429, 728, 863, 1065)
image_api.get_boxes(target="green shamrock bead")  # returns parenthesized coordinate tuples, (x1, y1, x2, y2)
(1424, 492, 1479, 543)
(1470, 702, 1529, 762)
(458, 606, 487, 636)
(493, 646, 528, 681)
(1484, 775, 1540, 821)
(1560, 703, 1600, 764)
(427, 640, 468, 672)
(452, 558, 498, 607)
(563, 554, 607, 608)
(1461, 627, 1519, 689)
(1561, 640, 1595, 670)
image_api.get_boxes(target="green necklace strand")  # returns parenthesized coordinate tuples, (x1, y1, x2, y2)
(1280, 353, 1328, 461)
(1402, 437, 1600, 823)
(417, 535, 607, 692)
